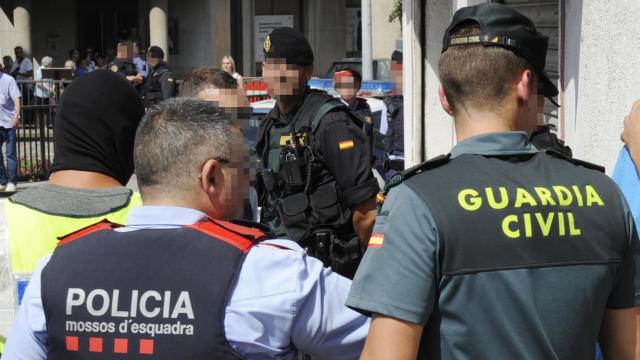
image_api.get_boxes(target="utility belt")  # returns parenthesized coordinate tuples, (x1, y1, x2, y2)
(258, 131, 362, 278)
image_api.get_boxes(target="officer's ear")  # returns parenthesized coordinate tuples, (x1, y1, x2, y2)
(199, 158, 220, 197)
(439, 85, 454, 116)
(516, 69, 535, 105)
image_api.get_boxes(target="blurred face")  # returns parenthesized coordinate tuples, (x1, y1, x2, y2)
(209, 126, 250, 218)
(198, 87, 250, 109)
(14, 48, 24, 60)
(146, 52, 160, 68)
(390, 61, 403, 94)
(221, 58, 233, 73)
(335, 75, 360, 101)
(71, 50, 80, 61)
(262, 58, 308, 97)
(85, 49, 93, 60)
(117, 44, 132, 61)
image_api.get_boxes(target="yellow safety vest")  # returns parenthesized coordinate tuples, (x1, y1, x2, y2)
(0, 191, 142, 349)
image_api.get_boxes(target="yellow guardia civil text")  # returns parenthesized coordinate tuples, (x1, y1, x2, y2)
(457, 185, 605, 239)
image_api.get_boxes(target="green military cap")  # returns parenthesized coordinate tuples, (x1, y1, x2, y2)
(442, 3, 559, 99)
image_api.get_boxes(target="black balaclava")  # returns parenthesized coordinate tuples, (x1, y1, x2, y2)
(50, 70, 144, 185)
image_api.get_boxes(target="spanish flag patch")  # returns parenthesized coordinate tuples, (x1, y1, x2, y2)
(369, 233, 384, 248)
(339, 140, 355, 150)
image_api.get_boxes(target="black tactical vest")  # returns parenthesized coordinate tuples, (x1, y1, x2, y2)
(256, 91, 358, 241)
(143, 63, 175, 107)
(256, 91, 364, 278)
(384, 95, 404, 154)
(42, 219, 268, 359)
(396, 151, 628, 359)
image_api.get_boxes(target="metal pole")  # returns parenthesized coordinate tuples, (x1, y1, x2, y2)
(361, 0, 373, 80)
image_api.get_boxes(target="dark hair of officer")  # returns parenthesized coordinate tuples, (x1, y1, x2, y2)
(179, 68, 237, 97)
(438, 21, 532, 115)
(147, 45, 164, 60)
(134, 98, 232, 196)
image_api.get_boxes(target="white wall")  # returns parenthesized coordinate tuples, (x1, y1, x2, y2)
(372, 0, 401, 60)
(421, 0, 455, 161)
(562, 0, 640, 173)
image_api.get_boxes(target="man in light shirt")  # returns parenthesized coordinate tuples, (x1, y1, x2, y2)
(0, 67, 21, 192)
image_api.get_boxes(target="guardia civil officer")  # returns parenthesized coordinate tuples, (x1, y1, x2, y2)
(256, 27, 379, 279)
(142, 46, 176, 108)
(4, 97, 369, 359)
(347, 4, 640, 359)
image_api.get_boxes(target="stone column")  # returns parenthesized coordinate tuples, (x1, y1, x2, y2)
(149, 0, 169, 61)
(13, 0, 31, 53)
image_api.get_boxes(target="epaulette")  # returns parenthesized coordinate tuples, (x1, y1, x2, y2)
(544, 149, 605, 173)
(376, 154, 451, 212)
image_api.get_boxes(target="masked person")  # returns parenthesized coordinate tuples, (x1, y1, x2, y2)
(347, 4, 640, 359)
(256, 27, 379, 279)
(4, 97, 369, 359)
(0, 70, 143, 351)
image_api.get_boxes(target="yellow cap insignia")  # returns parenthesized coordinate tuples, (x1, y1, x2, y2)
(339, 140, 354, 150)
(365, 116, 373, 124)
(110, 65, 118, 72)
(168, 77, 174, 82)
(264, 35, 271, 53)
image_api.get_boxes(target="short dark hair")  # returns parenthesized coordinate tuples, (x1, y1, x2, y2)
(147, 46, 164, 59)
(179, 68, 238, 97)
(134, 97, 232, 194)
(438, 21, 532, 114)
(14, 46, 23, 52)
(68, 48, 78, 58)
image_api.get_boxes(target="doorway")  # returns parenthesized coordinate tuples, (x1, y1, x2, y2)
(77, 0, 140, 55)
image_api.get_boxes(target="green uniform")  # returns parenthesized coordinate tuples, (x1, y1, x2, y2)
(347, 132, 640, 359)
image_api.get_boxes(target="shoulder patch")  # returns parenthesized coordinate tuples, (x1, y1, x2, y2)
(544, 149, 605, 173)
(57, 220, 120, 246)
(189, 218, 268, 253)
(258, 239, 305, 254)
(376, 154, 451, 212)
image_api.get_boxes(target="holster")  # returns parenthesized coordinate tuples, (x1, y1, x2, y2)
(301, 228, 362, 279)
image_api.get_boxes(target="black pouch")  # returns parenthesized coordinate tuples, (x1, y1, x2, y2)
(277, 192, 310, 242)
(309, 183, 347, 226)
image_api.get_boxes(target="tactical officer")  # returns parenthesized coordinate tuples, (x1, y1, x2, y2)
(142, 46, 176, 108)
(108, 42, 141, 84)
(256, 27, 379, 278)
(347, 4, 640, 359)
(4, 98, 369, 359)
(381, 50, 404, 179)
(334, 67, 374, 159)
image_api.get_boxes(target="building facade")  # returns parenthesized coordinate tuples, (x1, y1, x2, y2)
(402, 0, 640, 173)
(0, 0, 400, 78)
